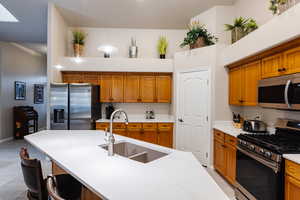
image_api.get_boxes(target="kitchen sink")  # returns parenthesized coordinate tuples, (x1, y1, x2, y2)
(100, 142, 168, 163)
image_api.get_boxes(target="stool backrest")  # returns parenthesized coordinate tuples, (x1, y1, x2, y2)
(46, 175, 65, 200)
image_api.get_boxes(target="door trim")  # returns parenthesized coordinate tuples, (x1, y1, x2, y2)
(174, 66, 212, 166)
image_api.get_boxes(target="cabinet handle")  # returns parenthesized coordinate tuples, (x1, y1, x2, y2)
(282, 68, 286, 71)
(222, 144, 226, 148)
(278, 68, 282, 72)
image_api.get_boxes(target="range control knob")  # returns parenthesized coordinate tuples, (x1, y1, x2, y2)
(259, 149, 265, 154)
(265, 152, 272, 158)
(249, 145, 255, 150)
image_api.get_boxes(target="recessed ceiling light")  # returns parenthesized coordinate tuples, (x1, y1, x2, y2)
(0, 3, 18, 22)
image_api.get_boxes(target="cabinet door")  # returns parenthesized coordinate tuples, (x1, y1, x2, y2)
(142, 128, 157, 144)
(283, 46, 300, 75)
(261, 53, 282, 79)
(63, 72, 83, 83)
(242, 61, 261, 106)
(140, 75, 156, 103)
(214, 139, 226, 175)
(124, 74, 140, 103)
(114, 129, 127, 137)
(83, 72, 100, 84)
(100, 74, 112, 102)
(111, 74, 124, 102)
(225, 145, 236, 185)
(229, 67, 243, 105)
(128, 129, 143, 140)
(285, 175, 300, 200)
(157, 129, 173, 148)
(156, 75, 172, 103)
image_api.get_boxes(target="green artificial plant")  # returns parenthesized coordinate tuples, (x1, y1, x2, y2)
(157, 36, 168, 55)
(180, 21, 218, 48)
(72, 30, 86, 45)
(224, 17, 249, 31)
(269, 0, 288, 14)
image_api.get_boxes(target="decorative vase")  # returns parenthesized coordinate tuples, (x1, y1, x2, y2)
(189, 37, 205, 49)
(231, 27, 245, 44)
(160, 54, 166, 59)
(129, 46, 138, 58)
(73, 44, 84, 57)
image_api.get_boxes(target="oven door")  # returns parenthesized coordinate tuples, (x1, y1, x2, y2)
(236, 147, 283, 200)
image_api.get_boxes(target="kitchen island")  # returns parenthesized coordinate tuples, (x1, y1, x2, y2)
(25, 130, 229, 200)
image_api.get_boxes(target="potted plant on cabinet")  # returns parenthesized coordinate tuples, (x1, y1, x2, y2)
(225, 17, 248, 44)
(157, 36, 168, 59)
(244, 19, 259, 35)
(269, 0, 300, 15)
(180, 21, 218, 49)
(72, 30, 86, 57)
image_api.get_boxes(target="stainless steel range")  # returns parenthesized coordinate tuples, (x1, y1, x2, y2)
(235, 119, 300, 200)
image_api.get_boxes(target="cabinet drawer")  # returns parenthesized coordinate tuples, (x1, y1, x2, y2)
(286, 160, 300, 180)
(113, 123, 126, 129)
(225, 134, 237, 147)
(158, 123, 173, 130)
(96, 123, 109, 130)
(214, 129, 225, 142)
(127, 123, 142, 129)
(142, 123, 157, 129)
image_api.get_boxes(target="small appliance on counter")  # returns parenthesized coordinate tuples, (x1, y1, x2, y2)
(105, 104, 115, 119)
(243, 118, 267, 133)
(145, 109, 155, 119)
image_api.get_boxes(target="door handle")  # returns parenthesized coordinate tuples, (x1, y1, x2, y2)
(178, 118, 184, 122)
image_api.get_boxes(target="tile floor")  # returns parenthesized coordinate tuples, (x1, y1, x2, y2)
(0, 140, 235, 200)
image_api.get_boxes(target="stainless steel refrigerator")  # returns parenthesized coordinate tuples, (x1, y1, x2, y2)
(50, 83, 101, 130)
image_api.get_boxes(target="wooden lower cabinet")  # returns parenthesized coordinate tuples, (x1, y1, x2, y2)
(96, 122, 173, 148)
(285, 160, 300, 200)
(213, 129, 237, 185)
(52, 161, 102, 200)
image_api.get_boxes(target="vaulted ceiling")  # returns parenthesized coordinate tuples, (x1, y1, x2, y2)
(0, 0, 235, 43)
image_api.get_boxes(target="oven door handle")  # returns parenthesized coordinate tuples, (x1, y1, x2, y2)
(285, 80, 292, 108)
(237, 146, 280, 173)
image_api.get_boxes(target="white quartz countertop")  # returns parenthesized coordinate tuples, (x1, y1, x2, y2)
(25, 131, 229, 200)
(213, 121, 246, 137)
(96, 115, 175, 123)
(284, 154, 300, 165)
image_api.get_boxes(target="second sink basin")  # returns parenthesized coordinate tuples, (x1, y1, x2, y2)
(100, 142, 168, 163)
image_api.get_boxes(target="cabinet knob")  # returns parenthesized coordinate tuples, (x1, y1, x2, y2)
(282, 68, 286, 71)
(178, 118, 184, 122)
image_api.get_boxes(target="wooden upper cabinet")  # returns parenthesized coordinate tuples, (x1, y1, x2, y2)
(111, 74, 124, 102)
(229, 61, 260, 106)
(156, 75, 172, 103)
(83, 72, 99, 84)
(229, 67, 243, 106)
(261, 53, 283, 79)
(100, 74, 112, 102)
(62, 72, 83, 83)
(243, 61, 261, 106)
(100, 73, 124, 103)
(124, 74, 140, 103)
(283, 46, 300, 75)
(140, 74, 156, 103)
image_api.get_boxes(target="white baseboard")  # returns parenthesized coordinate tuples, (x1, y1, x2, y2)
(0, 137, 13, 144)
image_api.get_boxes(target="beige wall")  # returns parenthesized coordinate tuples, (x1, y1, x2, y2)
(234, 0, 273, 26)
(0, 42, 47, 140)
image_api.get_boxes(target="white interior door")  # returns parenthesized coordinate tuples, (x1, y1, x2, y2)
(177, 70, 210, 166)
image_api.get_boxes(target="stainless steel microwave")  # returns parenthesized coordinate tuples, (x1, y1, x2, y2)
(258, 74, 300, 110)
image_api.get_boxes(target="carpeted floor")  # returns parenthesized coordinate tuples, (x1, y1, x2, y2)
(0, 140, 51, 200)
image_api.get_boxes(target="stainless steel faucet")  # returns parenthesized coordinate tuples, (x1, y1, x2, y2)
(107, 109, 129, 156)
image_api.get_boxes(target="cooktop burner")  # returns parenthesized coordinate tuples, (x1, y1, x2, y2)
(238, 128, 300, 154)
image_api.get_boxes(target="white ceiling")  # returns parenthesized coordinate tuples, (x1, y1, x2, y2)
(0, 0, 235, 43)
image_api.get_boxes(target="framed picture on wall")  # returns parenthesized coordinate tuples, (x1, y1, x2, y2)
(15, 81, 26, 100)
(34, 84, 44, 104)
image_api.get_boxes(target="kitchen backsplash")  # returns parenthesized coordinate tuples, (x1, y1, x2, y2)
(232, 106, 300, 127)
(101, 103, 172, 118)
